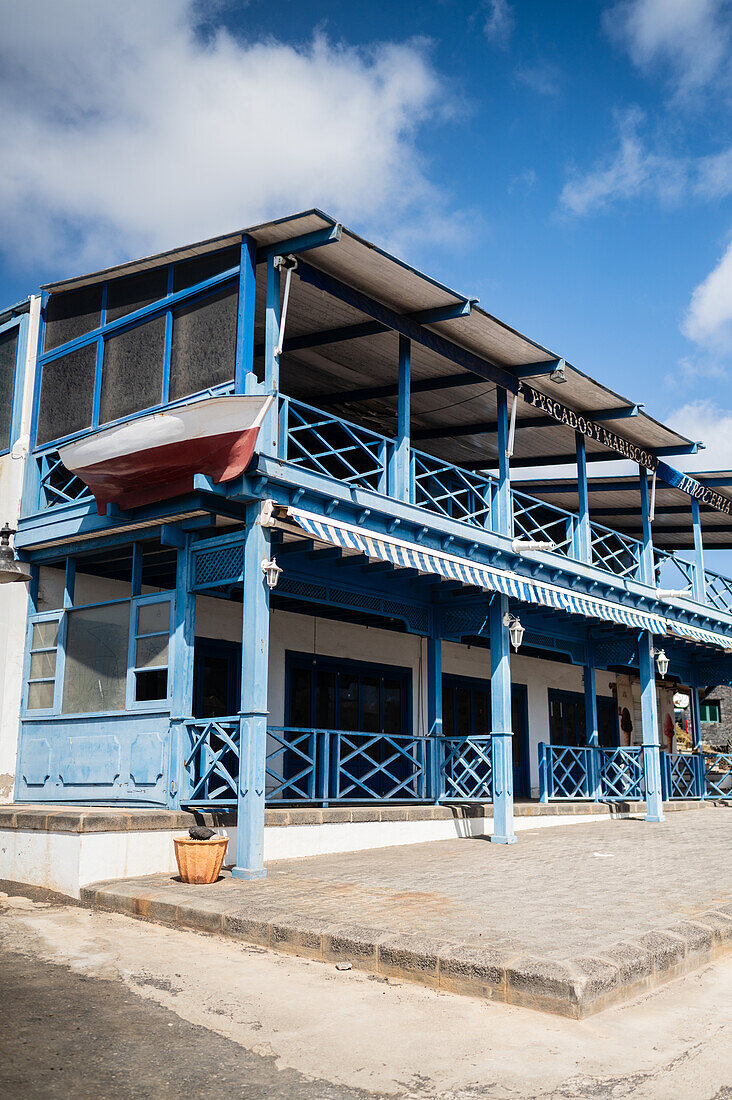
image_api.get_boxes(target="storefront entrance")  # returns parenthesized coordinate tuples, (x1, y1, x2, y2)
(442, 675, 531, 798)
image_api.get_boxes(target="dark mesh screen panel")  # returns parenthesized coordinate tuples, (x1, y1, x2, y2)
(173, 246, 239, 293)
(106, 267, 169, 323)
(169, 286, 237, 401)
(36, 343, 97, 445)
(0, 328, 18, 450)
(44, 286, 103, 352)
(100, 315, 166, 424)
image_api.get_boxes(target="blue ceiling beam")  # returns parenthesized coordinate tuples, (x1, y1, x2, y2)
(514, 359, 563, 378)
(296, 259, 519, 394)
(254, 299, 475, 360)
(413, 405, 644, 442)
(594, 404, 643, 421)
(256, 223, 342, 261)
(316, 371, 479, 407)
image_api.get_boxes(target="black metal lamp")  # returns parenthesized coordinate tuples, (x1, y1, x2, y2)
(0, 524, 32, 584)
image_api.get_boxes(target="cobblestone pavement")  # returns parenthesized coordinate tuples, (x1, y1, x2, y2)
(85, 808, 732, 1015)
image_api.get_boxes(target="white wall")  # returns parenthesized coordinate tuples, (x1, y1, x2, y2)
(0, 297, 40, 802)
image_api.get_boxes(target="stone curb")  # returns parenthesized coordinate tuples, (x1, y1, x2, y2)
(80, 879, 732, 1019)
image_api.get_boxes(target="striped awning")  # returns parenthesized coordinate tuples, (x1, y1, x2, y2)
(284, 506, 668, 634)
(665, 621, 732, 651)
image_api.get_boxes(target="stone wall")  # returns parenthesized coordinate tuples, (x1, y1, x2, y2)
(700, 684, 732, 752)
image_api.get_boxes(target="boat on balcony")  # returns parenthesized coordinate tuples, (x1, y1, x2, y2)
(58, 394, 274, 515)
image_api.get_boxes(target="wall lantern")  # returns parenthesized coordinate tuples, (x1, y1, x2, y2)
(261, 557, 283, 590)
(651, 647, 669, 678)
(0, 524, 31, 584)
(503, 612, 525, 651)
(550, 359, 567, 384)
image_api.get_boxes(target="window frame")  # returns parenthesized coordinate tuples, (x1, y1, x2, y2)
(0, 312, 29, 459)
(126, 592, 174, 710)
(700, 699, 721, 724)
(33, 259, 240, 452)
(23, 610, 64, 716)
(285, 651, 412, 735)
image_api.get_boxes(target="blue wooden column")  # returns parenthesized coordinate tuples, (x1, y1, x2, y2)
(691, 499, 707, 603)
(689, 681, 702, 749)
(393, 335, 411, 502)
(490, 593, 516, 844)
(260, 253, 281, 457)
(575, 433, 591, 563)
(492, 388, 513, 538)
(170, 537, 195, 808)
(584, 640, 601, 799)
(638, 467, 655, 585)
(235, 234, 257, 395)
(233, 502, 271, 879)
(426, 610, 443, 800)
(638, 632, 665, 823)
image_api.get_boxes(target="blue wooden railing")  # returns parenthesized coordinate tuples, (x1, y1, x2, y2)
(182, 719, 495, 807)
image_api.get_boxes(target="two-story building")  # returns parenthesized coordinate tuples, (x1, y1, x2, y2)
(5, 210, 732, 887)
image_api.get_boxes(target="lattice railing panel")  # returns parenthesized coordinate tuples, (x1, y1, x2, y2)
(599, 747, 645, 800)
(703, 571, 732, 614)
(266, 727, 318, 801)
(512, 491, 574, 556)
(703, 753, 732, 799)
(37, 451, 93, 510)
(183, 717, 241, 805)
(440, 736, 493, 801)
(662, 752, 703, 799)
(654, 548, 695, 593)
(333, 732, 427, 801)
(590, 523, 641, 581)
(281, 397, 390, 493)
(412, 450, 493, 530)
(541, 744, 593, 799)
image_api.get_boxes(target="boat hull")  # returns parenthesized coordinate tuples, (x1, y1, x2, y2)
(58, 395, 273, 515)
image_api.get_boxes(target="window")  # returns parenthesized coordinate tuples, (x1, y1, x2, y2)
(62, 602, 130, 714)
(106, 268, 169, 324)
(548, 689, 619, 748)
(169, 286, 237, 402)
(700, 700, 721, 723)
(26, 619, 60, 711)
(286, 653, 410, 733)
(129, 597, 172, 704)
(44, 285, 102, 352)
(100, 314, 166, 424)
(0, 328, 18, 452)
(36, 342, 97, 446)
(173, 246, 239, 293)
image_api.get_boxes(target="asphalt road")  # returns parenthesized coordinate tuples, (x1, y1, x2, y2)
(0, 945, 384, 1100)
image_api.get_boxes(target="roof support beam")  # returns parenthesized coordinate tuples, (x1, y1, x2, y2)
(256, 223, 342, 261)
(254, 299, 475, 360)
(514, 359, 563, 378)
(316, 371, 479, 407)
(296, 260, 519, 394)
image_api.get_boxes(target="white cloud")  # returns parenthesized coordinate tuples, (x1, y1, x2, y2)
(0, 0, 454, 276)
(483, 0, 514, 46)
(604, 0, 732, 99)
(683, 239, 732, 352)
(666, 400, 732, 470)
(695, 147, 732, 199)
(559, 108, 686, 216)
(515, 61, 561, 98)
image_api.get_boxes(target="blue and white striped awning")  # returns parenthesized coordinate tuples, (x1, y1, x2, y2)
(285, 506, 668, 634)
(665, 620, 732, 650)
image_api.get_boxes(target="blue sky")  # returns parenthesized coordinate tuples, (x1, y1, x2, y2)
(1, 0, 731, 464)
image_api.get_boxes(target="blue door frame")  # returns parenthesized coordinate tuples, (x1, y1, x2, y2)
(443, 674, 530, 799)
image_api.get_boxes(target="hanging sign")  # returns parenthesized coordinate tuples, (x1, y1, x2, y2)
(519, 382, 731, 516)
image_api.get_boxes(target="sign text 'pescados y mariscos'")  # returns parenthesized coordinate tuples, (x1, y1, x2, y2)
(520, 383, 731, 516)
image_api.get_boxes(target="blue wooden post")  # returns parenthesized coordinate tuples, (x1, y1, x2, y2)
(689, 682, 702, 749)
(638, 467, 655, 585)
(492, 388, 513, 538)
(638, 632, 665, 823)
(170, 538, 195, 808)
(426, 612, 442, 800)
(233, 502, 270, 879)
(394, 335, 411, 502)
(691, 499, 706, 603)
(261, 254, 281, 457)
(490, 593, 516, 844)
(584, 642, 601, 799)
(235, 234, 258, 395)
(538, 742, 549, 802)
(575, 433, 591, 563)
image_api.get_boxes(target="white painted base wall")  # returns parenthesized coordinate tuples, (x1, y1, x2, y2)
(0, 812, 639, 899)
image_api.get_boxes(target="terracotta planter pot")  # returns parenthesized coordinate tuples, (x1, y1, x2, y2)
(174, 835, 229, 884)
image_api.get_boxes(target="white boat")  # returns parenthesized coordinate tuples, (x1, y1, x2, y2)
(58, 394, 274, 515)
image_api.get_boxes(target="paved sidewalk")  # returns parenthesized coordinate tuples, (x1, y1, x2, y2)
(83, 808, 732, 1018)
